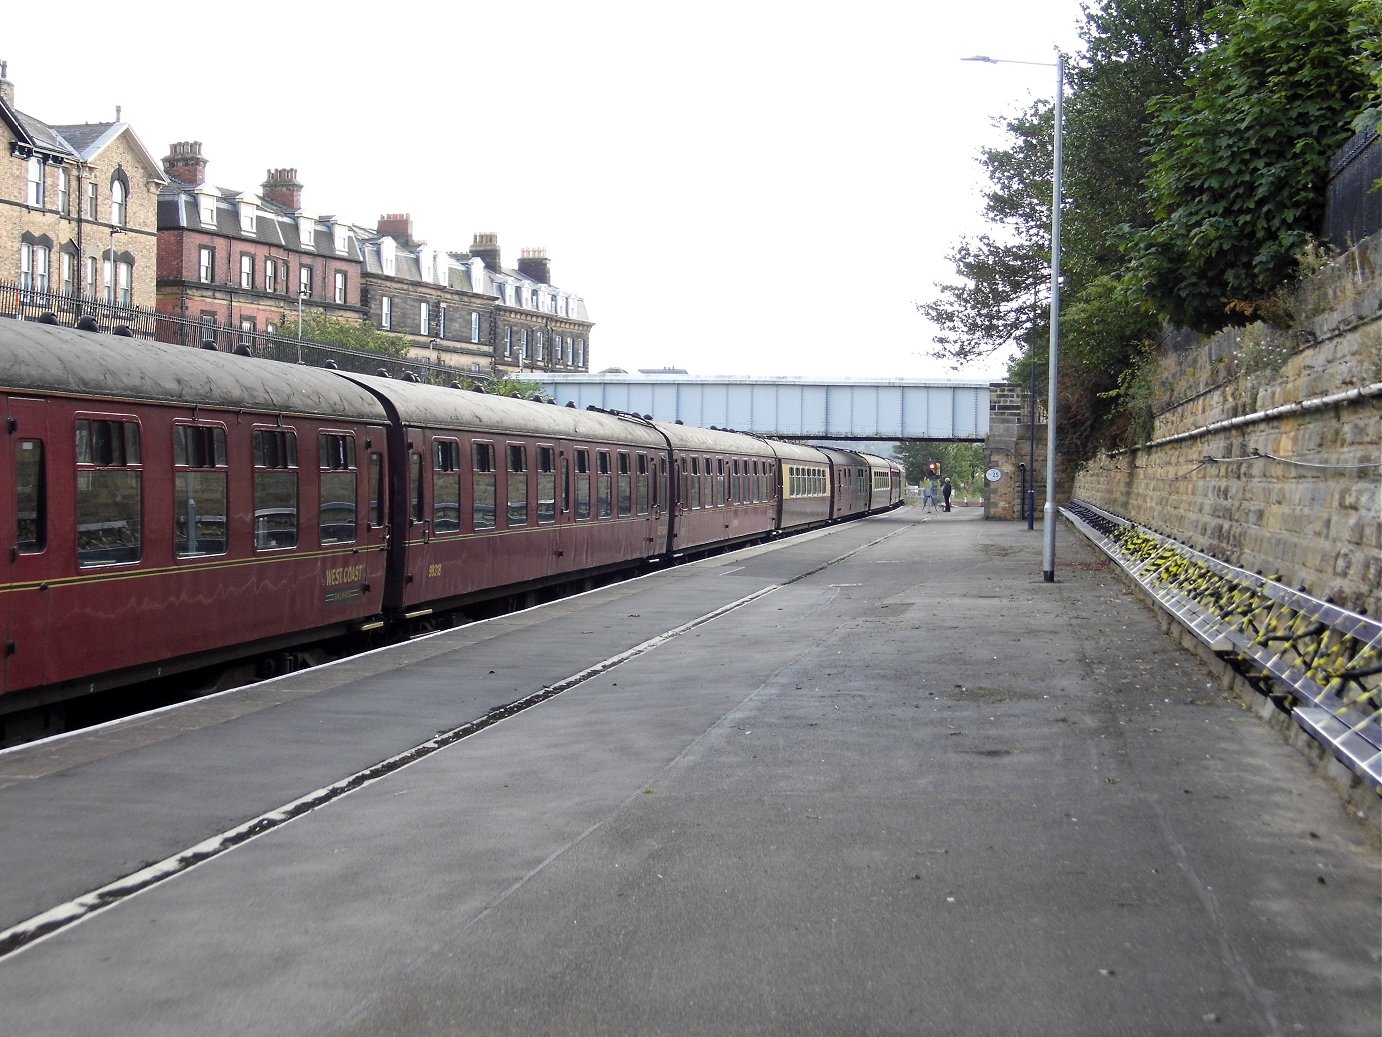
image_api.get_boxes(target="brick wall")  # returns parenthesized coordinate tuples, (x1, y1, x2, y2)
(1072, 233, 1382, 615)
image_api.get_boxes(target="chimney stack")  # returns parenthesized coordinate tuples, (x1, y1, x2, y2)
(0, 61, 12, 109)
(518, 247, 551, 285)
(377, 213, 414, 246)
(163, 141, 208, 186)
(470, 232, 501, 272)
(262, 168, 303, 211)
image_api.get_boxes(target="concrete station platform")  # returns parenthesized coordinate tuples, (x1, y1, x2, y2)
(0, 508, 1377, 1036)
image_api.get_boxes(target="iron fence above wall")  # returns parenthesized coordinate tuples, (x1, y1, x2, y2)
(0, 281, 476, 386)
(1323, 129, 1381, 252)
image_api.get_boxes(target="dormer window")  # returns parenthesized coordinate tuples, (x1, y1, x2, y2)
(298, 216, 315, 251)
(332, 223, 348, 255)
(379, 238, 396, 276)
(198, 191, 216, 226)
(239, 200, 257, 234)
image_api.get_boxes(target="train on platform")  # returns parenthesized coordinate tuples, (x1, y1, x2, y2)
(0, 321, 903, 735)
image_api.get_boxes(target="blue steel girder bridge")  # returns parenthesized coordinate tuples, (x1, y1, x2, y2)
(527, 375, 993, 441)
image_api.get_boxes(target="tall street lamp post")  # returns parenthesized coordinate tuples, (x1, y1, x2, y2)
(296, 289, 309, 364)
(963, 52, 1064, 582)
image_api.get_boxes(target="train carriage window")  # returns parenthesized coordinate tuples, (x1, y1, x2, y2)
(368, 453, 384, 527)
(537, 446, 556, 524)
(690, 457, 701, 510)
(174, 424, 228, 557)
(319, 433, 358, 545)
(410, 451, 424, 526)
(617, 452, 632, 517)
(76, 418, 142, 566)
(252, 429, 298, 550)
(596, 450, 612, 518)
(507, 443, 529, 526)
(574, 448, 591, 520)
(636, 454, 649, 515)
(472, 442, 496, 530)
(433, 439, 461, 534)
(16, 439, 46, 554)
(732, 459, 741, 504)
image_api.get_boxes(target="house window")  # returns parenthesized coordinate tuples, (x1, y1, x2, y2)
(381, 296, 392, 330)
(86, 256, 98, 296)
(240, 317, 256, 345)
(299, 265, 312, 298)
(535, 331, 544, 361)
(58, 169, 70, 214)
(239, 202, 257, 234)
(198, 192, 216, 225)
(26, 158, 44, 208)
(110, 180, 127, 227)
(198, 246, 215, 283)
(116, 261, 132, 307)
(470, 311, 480, 343)
(240, 254, 254, 289)
(334, 270, 347, 304)
(420, 303, 430, 336)
(86, 182, 98, 220)
(576, 338, 585, 366)
(504, 327, 512, 357)
(264, 258, 278, 294)
(521, 328, 529, 359)
(60, 251, 75, 296)
(19, 243, 49, 293)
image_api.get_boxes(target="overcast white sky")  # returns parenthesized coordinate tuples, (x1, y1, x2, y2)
(11, 0, 1085, 381)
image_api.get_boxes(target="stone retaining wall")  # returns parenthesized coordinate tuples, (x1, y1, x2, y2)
(1071, 234, 1382, 615)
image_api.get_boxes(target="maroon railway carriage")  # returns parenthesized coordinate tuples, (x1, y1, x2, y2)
(0, 322, 391, 710)
(650, 422, 781, 557)
(770, 441, 833, 532)
(858, 452, 905, 512)
(341, 377, 673, 618)
(816, 447, 873, 521)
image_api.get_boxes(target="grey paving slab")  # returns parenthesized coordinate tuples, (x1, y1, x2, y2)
(0, 509, 1376, 1037)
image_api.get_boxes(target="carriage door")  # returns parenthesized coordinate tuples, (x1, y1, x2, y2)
(652, 455, 673, 555)
(3, 397, 53, 693)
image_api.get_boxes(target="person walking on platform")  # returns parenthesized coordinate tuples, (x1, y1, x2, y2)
(942, 477, 953, 512)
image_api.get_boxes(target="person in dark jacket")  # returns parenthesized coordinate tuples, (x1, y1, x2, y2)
(942, 477, 954, 512)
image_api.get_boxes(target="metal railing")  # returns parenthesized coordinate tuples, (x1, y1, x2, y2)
(1064, 498, 1381, 786)
(0, 280, 484, 386)
(0, 281, 156, 337)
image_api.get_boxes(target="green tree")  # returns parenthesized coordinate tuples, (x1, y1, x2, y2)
(1125, 0, 1370, 331)
(893, 441, 986, 496)
(281, 312, 412, 358)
